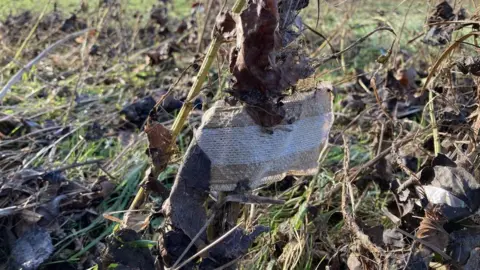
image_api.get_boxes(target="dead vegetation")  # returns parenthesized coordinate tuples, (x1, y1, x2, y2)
(1, 0, 480, 269)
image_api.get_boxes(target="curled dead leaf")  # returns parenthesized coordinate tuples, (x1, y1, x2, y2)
(142, 172, 170, 198)
(227, 0, 313, 127)
(416, 207, 449, 250)
(413, 206, 449, 267)
(145, 121, 171, 149)
(145, 121, 172, 171)
(214, 11, 236, 41)
(399, 154, 480, 221)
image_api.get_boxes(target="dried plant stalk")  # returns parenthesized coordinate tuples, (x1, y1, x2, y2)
(126, 0, 246, 216)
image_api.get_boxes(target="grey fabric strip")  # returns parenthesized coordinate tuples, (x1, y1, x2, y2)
(193, 84, 334, 192)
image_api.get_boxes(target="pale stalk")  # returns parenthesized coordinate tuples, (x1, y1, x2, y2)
(125, 0, 246, 215)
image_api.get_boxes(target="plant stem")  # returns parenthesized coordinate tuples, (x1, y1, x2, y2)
(428, 89, 440, 155)
(170, 38, 222, 139)
(196, 0, 214, 53)
(125, 0, 246, 216)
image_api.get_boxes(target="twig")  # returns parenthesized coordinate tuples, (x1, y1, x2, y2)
(9, 159, 104, 184)
(353, 182, 371, 214)
(341, 134, 351, 211)
(350, 128, 425, 180)
(391, 138, 427, 202)
(214, 257, 242, 270)
(314, 27, 396, 68)
(48, 159, 104, 174)
(428, 89, 440, 155)
(196, 0, 215, 53)
(407, 31, 425, 44)
(98, 165, 117, 181)
(171, 214, 217, 269)
(340, 29, 347, 73)
(303, 23, 336, 54)
(322, 128, 427, 201)
(224, 194, 285, 205)
(23, 115, 110, 168)
(0, 126, 63, 147)
(401, 245, 416, 270)
(341, 134, 384, 263)
(377, 122, 385, 156)
(371, 75, 394, 122)
(370, 38, 396, 121)
(151, 63, 194, 116)
(0, 28, 95, 102)
(393, 0, 414, 68)
(0, 190, 82, 218)
(426, 20, 480, 26)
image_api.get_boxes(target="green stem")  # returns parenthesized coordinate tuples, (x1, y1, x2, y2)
(428, 90, 440, 155)
(170, 38, 221, 138)
(126, 0, 246, 214)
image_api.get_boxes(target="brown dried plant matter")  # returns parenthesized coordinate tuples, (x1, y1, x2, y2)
(415, 206, 449, 257)
(144, 121, 172, 172)
(227, 0, 313, 127)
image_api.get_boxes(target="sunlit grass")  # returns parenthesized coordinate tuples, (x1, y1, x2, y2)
(1, 0, 192, 19)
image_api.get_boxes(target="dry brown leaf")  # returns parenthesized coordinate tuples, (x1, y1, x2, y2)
(124, 212, 151, 232)
(416, 207, 449, 256)
(145, 121, 172, 171)
(214, 11, 236, 41)
(145, 121, 171, 150)
(230, 0, 278, 94)
(227, 0, 312, 127)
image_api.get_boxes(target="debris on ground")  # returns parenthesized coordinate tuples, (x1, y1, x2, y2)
(10, 227, 54, 270)
(1, 0, 480, 269)
(160, 0, 333, 268)
(423, 1, 466, 46)
(99, 228, 155, 270)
